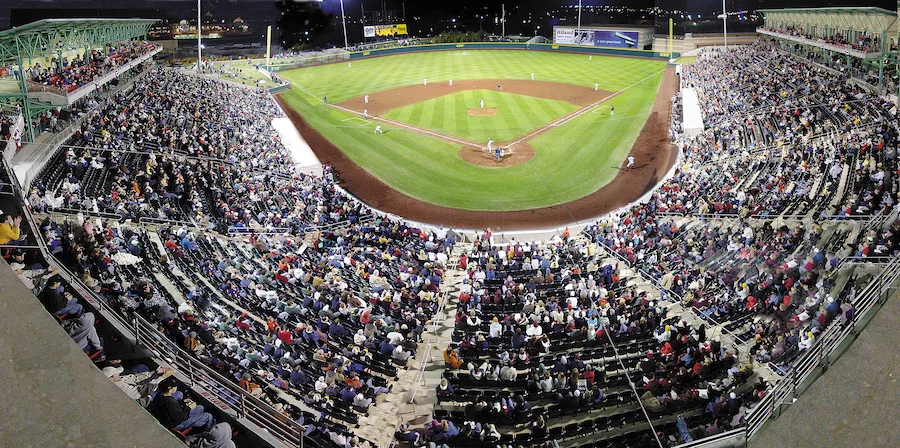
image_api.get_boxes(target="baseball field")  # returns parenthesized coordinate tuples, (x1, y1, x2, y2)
(275, 49, 676, 227)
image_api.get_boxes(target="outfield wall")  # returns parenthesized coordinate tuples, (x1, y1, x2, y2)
(349, 42, 678, 60)
(265, 42, 678, 72)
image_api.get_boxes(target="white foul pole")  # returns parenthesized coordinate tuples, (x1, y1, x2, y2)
(197, 0, 202, 71)
(578, 0, 582, 30)
(340, 0, 349, 48)
(266, 25, 272, 67)
(502, 4, 506, 37)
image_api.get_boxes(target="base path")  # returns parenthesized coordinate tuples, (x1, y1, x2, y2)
(337, 79, 608, 116)
(275, 66, 679, 231)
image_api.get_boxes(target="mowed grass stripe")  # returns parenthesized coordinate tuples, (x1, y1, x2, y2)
(383, 90, 578, 143)
(281, 50, 663, 102)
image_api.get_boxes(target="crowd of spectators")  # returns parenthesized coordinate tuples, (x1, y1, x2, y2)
(423, 40, 893, 447)
(8, 37, 900, 448)
(430, 235, 761, 447)
(759, 26, 880, 53)
(27, 41, 157, 93)
(31, 67, 371, 233)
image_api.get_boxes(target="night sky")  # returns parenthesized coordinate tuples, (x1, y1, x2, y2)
(2, 0, 897, 47)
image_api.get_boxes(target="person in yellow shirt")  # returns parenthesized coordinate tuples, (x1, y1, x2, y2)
(0, 214, 23, 245)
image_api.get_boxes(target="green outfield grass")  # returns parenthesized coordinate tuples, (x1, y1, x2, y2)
(210, 60, 279, 87)
(382, 90, 578, 142)
(279, 50, 665, 211)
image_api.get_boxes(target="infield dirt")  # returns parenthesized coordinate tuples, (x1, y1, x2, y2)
(275, 66, 678, 231)
(336, 79, 608, 115)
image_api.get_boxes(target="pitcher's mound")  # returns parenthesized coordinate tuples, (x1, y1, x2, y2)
(468, 108, 499, 117)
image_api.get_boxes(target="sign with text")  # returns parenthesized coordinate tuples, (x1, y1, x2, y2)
(365, 23, 408, 38)
(555, 28, 575, 44)
(594, 30, 638, 48)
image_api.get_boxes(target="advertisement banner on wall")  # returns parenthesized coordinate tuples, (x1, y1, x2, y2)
(594, 30, 639, 48)
(555, 28, 575, 44)
(573, 30, 594, 46)
(364, 24, 408, 38)
(376, 24, 408, 37)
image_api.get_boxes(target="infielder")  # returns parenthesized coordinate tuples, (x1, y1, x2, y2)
(626, 155, 635, 169)
(424, 78, 427, 86)
(480, 99, 485, 110)
(374, 125, 383, 134)
(487, 138, 494, 152)
(449, 79, 453, 86)
(610, 106, 615, 117)
(364, 95, 369, 104)
(531, 73, 535, 80)
(364, 108, 369, 118)
(595, 83, 599, 91)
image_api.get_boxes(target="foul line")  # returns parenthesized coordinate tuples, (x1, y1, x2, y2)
(508, 68, 666, 147)
(289, 69, 663, 151)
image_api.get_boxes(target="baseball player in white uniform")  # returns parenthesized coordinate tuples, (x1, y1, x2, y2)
(626, 155, 635, 169)
(374, 125, 383, 134)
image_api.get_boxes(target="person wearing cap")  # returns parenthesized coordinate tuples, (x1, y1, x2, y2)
(184, 331, 204, 354)
(394, 423, 420, 444)
(10, 260, 57, 293)
(39, 281, 84, 319)
(103, 365, 175, 407)
(148, 379, 215, 431)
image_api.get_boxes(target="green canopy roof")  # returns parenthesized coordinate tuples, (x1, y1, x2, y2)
(757, 7, 897, 16)
(0, 18, 158, 64)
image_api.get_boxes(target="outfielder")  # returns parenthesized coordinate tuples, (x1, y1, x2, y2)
(374, 125, 383, 134)
(610, 106, 615, 117)
(480, 99, 485, 110)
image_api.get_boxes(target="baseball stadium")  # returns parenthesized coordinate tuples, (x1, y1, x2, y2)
(1, 2, 900, 448)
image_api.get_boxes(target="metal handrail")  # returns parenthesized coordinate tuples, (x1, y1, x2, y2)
(744, 256, 900, 440)
(130, 313, 308, 447)
(44, 207, 125, 221)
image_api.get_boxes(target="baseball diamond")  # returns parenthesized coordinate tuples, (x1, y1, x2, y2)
(276, 50, 673, 228)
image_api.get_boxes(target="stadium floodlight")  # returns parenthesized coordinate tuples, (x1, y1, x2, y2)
(577, 0, 582, 30)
